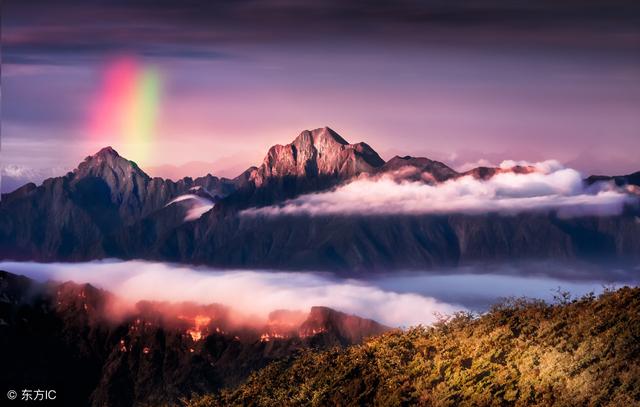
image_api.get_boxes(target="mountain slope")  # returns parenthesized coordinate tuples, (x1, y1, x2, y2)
(0, 147, 235, 260)
(138, 210, 639, 271)
(0, 270, 389, 406)
(188, 286, 640, 407)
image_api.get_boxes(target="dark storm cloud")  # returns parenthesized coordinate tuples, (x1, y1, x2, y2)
(4, 0, 640, 64)
(2, 42, 232, 65)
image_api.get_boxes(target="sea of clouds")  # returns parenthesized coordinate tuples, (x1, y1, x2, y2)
(2, 259, 636, 327)
(242, 160, 634, 217)
(0, 260, 462, 327)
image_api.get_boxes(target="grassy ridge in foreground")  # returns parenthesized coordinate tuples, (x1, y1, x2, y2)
(187, 287, 640, 406)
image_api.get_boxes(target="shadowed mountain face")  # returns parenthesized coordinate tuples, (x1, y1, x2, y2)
(586, 172, 640, 188)
(0, 147, 235, 260)
(0, 270, 388, 406)
(1, 127, 639, 270)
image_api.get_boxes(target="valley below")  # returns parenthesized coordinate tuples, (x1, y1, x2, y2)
(1, 259, 638, 406)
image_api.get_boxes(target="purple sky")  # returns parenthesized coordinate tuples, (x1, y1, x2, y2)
(2, 0, 639, 190)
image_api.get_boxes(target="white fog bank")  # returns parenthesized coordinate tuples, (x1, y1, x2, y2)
(243, 161, 636, 217)
(0, 260, 462, 327)
(2, 260, 637, 327)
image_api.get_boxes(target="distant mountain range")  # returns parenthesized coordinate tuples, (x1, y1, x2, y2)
(1, 127, 639, 271)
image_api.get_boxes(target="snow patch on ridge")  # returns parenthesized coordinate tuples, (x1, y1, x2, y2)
(166, 194, 214, 221)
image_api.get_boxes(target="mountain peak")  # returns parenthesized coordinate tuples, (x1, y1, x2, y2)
(253, 127, 384, 188)
(94, 146, 120, 158)
(77, 146, 148, 179)
(303, 127, 349, 146)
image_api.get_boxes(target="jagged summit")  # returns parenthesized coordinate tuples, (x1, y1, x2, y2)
(251, 127, 385, 187)
(94, 146, 120, 157)
(76, 146, 150, 181)
(295, 127, 349, 146)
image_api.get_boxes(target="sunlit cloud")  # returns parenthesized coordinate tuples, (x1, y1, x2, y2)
(0, 260, 463, 327)
(243, 161, 635, 218)
(2, 259, 637, 326)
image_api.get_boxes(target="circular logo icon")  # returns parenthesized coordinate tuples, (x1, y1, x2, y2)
(7, 390, 17, 400)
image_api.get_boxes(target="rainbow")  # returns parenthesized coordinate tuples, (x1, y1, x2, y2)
(90, 56, 162, 164)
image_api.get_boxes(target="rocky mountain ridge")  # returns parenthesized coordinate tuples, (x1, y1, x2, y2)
(1, 127, 639, 270)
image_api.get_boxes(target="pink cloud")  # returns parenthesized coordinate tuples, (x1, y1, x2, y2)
(243, 161, 636, 218)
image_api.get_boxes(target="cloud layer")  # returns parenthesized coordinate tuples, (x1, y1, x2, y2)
(244, 161, 635, 218)
(0, 260, 463, 327)
(2, 260, 636, 325)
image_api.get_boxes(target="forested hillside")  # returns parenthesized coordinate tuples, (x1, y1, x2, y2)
(188, 287, 640, 406)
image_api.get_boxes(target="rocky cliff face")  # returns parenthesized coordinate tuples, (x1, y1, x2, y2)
(231, 127, 385, 205)
(253, 127, 384, 184)
(0, 270, 390, 406)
